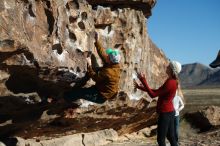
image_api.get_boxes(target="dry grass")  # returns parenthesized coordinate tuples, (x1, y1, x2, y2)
(182, 88, 220, 113)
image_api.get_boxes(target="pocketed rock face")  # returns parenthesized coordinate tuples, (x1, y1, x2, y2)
(0, 0, 169, 142)
(0, 0, 95, 97)
(0, 0, 164, 98)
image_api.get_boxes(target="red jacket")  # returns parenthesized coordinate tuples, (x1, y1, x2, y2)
(138, 77, 177, 113)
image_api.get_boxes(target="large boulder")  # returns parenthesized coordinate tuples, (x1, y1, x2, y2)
(0, 0, 168, 142)
(0, 0, 165, 99)
(185, 106, 220, 132)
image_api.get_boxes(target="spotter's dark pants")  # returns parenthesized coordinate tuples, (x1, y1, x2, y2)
(157, 111, 178, 146)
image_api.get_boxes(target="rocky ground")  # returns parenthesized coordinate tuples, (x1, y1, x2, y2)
(103, 120, 220, 146)
(104, 88, 220, 146)
(0, 93, 158, 139)
(1, 88, 220, 146)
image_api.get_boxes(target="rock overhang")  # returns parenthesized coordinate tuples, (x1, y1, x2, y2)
(87, 0, 156, 18)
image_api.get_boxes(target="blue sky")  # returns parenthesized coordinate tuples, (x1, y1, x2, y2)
(147, 0, 220, 66)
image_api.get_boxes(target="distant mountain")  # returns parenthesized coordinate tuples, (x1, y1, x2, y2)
(179, 63, 220, 88)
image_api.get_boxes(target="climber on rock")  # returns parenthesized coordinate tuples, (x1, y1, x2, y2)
(63, 32, 121, 104)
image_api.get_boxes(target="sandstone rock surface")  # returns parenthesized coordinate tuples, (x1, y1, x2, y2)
(0, 0, 170, 144)
(1, 129, 118, 146)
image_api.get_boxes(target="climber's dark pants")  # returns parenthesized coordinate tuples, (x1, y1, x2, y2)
(157, 111, 178, 146)
(63, 85, 106, 104)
